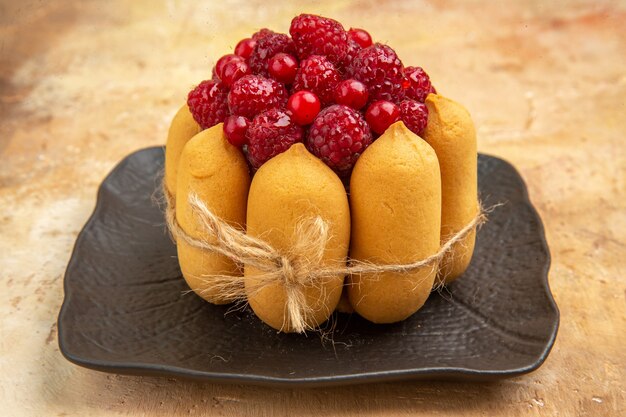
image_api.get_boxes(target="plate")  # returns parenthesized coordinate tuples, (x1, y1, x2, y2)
(58, 147, 559, 387)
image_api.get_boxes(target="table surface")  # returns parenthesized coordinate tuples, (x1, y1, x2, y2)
(1, 1, 624, 416)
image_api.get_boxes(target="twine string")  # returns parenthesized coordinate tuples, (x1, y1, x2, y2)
(164, 184, 486, 333)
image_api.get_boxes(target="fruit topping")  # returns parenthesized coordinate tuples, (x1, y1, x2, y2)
(223, 115, 250, 148)
(247, 108, 304, 169)
(289, 14, 348, 64)
(306, 104, 372, 176)
(228, 75, 288, 119)
(365, 100, 400, 135)
(292, 55, 341, 106)
(350, 43, 405, 103)
(187, 80, 230, 129)
(268, 53, 299, 84)
(399, 100, 428, 135)
(348, 28, 372, 48)
(248, 33, 296, 76)
(403, 66, 433, 103)
(287, 90, 321, 125)
(334, 79, 368, 110)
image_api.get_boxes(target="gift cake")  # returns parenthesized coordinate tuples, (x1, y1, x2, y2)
(164, 14, 479, 332)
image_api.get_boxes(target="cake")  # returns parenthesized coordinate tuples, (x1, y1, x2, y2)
(164, 14, 478, 332)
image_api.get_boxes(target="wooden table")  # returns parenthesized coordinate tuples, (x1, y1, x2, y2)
(1, 1, 624, 415)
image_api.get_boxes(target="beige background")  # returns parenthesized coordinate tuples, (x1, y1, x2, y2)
(1, 0, 624, 415)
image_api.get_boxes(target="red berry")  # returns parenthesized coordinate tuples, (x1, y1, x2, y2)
(228, 75, 288, 119)
(215, 54, 244, 80)
(399, 100, 429, 136)
(252, 28, 274, 40)
(247, 108, 303, 169)
(289, 14, 348, 64)
(248, 33, 296, 76)
(234, 38, 256, 59)
(287, 91, 321, 125)
(365, 100, 400, 135)
(220, 59, 251, 87)
(334, 79, 368, 110)
(429, 84, 437, 95)
(348, 28, 372, 48)
(268, 53, 299, 84)
(292, 55, 341, 106)
(404, 66, 433, 102)
(187, 80, 230, 129)
(350, 43, 405, 103)
(223, 115, 250, 148)
(306, 104, 373, 176)
(337, 39, 362, 74)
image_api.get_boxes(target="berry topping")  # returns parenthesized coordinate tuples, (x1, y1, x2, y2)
(220, 59, 251, 87)
(228, 75, 288, 119)
(268, 53, 299, 84)
(187, 80, 230, 129)
(289, 14, 348, 64)
(215, 54, 244, 80)
(306, 104, 372, 176)
(223, 115, 250, 148)
(247, 108, 303, 169)
(287, 90, 321, 125)
(234, 38, 256, 59)
(399, 100, 428, 136)
(292, 55, 341, 106)
(350, 43, 405, 103)
(248, 33, 296, 76)
(365, 100, 400, 135)
(338, 39, 362, 74)
(334, 79, 368, 110)
(348, 28, 372, 48)
(404, 66, 433, 102)
(252, 28, 274, 40)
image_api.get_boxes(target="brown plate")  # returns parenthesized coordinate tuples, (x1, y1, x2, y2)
(58, 147, 558, 387)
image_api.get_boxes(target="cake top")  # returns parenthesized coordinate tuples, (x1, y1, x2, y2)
(187, 14, 435, 177)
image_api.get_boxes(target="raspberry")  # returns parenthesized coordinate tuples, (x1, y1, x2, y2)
(228, 75, 288, 119)
(337, 39, 361, 75)
(350, 43, 405, 103)
(292, 55, 341, 106)
(404, 66, 433, 102)
(187, 80, 230, 129)
(248, 33, 296, 76)
(252, 28, 274, 40)
(399, 100, 429, 135)
(247, 108, 304, 169)
(306, 104, 373, 176)
(289, 14, 348, 64)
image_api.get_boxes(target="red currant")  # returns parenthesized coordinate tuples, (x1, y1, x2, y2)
(268, 53, 299, 84)
(220, 59, 251, 87)
(334, 79, 368, 110)
(348, 28, 373, 48)
(287, 90, 321, 125)
(223, 115, 249, 148)
(365, 100, 400, 135)
(215, 54, 244, 80)
(234, 38, 256, 59)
